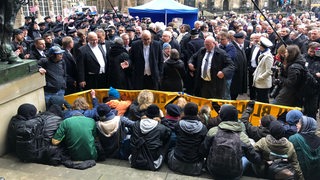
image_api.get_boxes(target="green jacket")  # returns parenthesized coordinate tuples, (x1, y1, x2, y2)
(254, 135, 303, 180)
(207, 121, 251, 145)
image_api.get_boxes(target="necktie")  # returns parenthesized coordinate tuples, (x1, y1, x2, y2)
(203, 51, 211, 79)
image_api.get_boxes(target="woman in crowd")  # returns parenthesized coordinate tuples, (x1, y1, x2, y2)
(160, 49, 185, 92)
(274, 45, 306, 107)
(289, 116, 320, 180)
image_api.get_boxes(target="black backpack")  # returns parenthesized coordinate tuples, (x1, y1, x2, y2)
(130, 136, 155, 171)
(267, 152, 296, 180)
(15, 116, 46, 162)
(207, 128, 243, 178)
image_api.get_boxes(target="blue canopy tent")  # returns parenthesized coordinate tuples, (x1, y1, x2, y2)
(128, 0, 198, 28)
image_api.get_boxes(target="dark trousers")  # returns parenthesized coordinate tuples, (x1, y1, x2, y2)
(255, 88, 269, 103)
(85, 73, 108, 90)
(200, 79, 217, 99)
(143, 75, 156, 90)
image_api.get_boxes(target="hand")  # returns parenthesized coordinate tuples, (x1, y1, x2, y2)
(316, 72, 320, 78)
(120, 60, 129, 69)
(247, 100, 255, 109)
(217, 71, 224, 79)
(39, 68, 46, 75)
(90, 89, 96, 98)
(212, 102, 221, 114)
(24, 54, 30, 59)
(79, 81, 86, 88)
(188, 63, 195, 71)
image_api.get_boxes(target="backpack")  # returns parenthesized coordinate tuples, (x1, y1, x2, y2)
(15, 116, 46, 162)
(207, 128, 243, 178)
(267, 152, 296, 180)
(130, 136, 156, 171)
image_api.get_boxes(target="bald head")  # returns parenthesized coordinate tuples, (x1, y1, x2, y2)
(204, 36, 216, 51)
(88, 32, 98, 47)
(142, 30, 152, 45)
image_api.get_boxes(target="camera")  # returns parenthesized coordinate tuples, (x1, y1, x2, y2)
(270, 79, 281, 98)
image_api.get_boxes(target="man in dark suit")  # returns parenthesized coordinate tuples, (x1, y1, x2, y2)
(29, 37, 47, 60)
(188, 36, 235, 99)
(78, 31, 108, 90)
(230, 32, 248, 100)
(62, 36, 78, 95)
(129, 30, 163, 90)
(96, 28, 112, 56)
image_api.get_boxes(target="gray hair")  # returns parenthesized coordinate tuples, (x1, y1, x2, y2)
(114, 37, 124, 45)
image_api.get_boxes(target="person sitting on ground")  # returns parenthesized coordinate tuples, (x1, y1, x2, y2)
(103, 87, 132, 116)
(64, 89, 98, 119)
(52, 112, 97, 161)
(95, 103, 134, 160)
(289, 116, 320, 180)
(161, 104, 182, 149)
(198, 104, 221, 129)
(167, 102, 208, 176)
(128, 90, 155, 121)
(240, 100, 276, 142)
(282, 109, 303, 138)
(7, 103, 38, 153)
(129, 104, 171, 170)
(253, 120, 303, 179)
(201, 104, 262, 179)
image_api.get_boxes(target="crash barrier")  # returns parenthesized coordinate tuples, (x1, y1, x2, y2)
(65, 89, 300, 126)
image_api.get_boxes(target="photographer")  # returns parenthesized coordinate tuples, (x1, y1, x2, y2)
(270, 45, 286, 98)
(273, 45, 306, 107)
(303, 42, 320, 119)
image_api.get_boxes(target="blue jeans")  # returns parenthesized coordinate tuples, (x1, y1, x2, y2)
(44, 89, 65, 109)
(224, 79, 232, 100)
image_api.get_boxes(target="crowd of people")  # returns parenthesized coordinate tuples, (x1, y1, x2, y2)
(6, 7, 320, 179)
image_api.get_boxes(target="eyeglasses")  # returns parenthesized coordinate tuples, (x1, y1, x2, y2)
(142, 38, 151, 41)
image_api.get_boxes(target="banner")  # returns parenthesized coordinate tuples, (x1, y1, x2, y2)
(65, 89, 300, 126)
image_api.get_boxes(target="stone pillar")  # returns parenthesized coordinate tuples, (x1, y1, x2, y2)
(14, 8, 24, 29)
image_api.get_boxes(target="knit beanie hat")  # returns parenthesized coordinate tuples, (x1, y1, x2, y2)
(97, 103, 114, 120)
(162, 42, 171, 50)
(286, 110, 303, 125)
(17, 103, 37, 119)
(108, 87, 120, 99)
(269, 120, 286, 140)
(183, 102, 198, 116)
(166, 104, 181, 117)
(261, 115, 276, 128)
(219, 104, 238, 122)
(146, 104, 160, 119)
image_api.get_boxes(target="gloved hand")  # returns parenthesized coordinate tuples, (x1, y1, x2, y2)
(211, 102, 221, 114)
(247, 100, 255, 109)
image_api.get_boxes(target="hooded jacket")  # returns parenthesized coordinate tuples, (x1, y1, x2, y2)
(173, 116, 207, 163)
(254, 135, 303, 179)
(130, 119, 171, 160)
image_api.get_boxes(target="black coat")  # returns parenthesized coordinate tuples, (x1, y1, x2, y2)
(231, 41, 248, 96)
(189, 47, 235, 99)
(63, 50, 78, 94)
(77, 44, 108, 89)
(108, 44, 132, 89)
(129, 40, 163, 90)
(130, 120, 171, 160)
(275, 56, 305, 107)
(173, 118, 207, 163)
(160, 58, 185, 92)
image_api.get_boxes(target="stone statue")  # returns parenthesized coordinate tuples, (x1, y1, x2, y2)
(0, 0, 28, 64)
